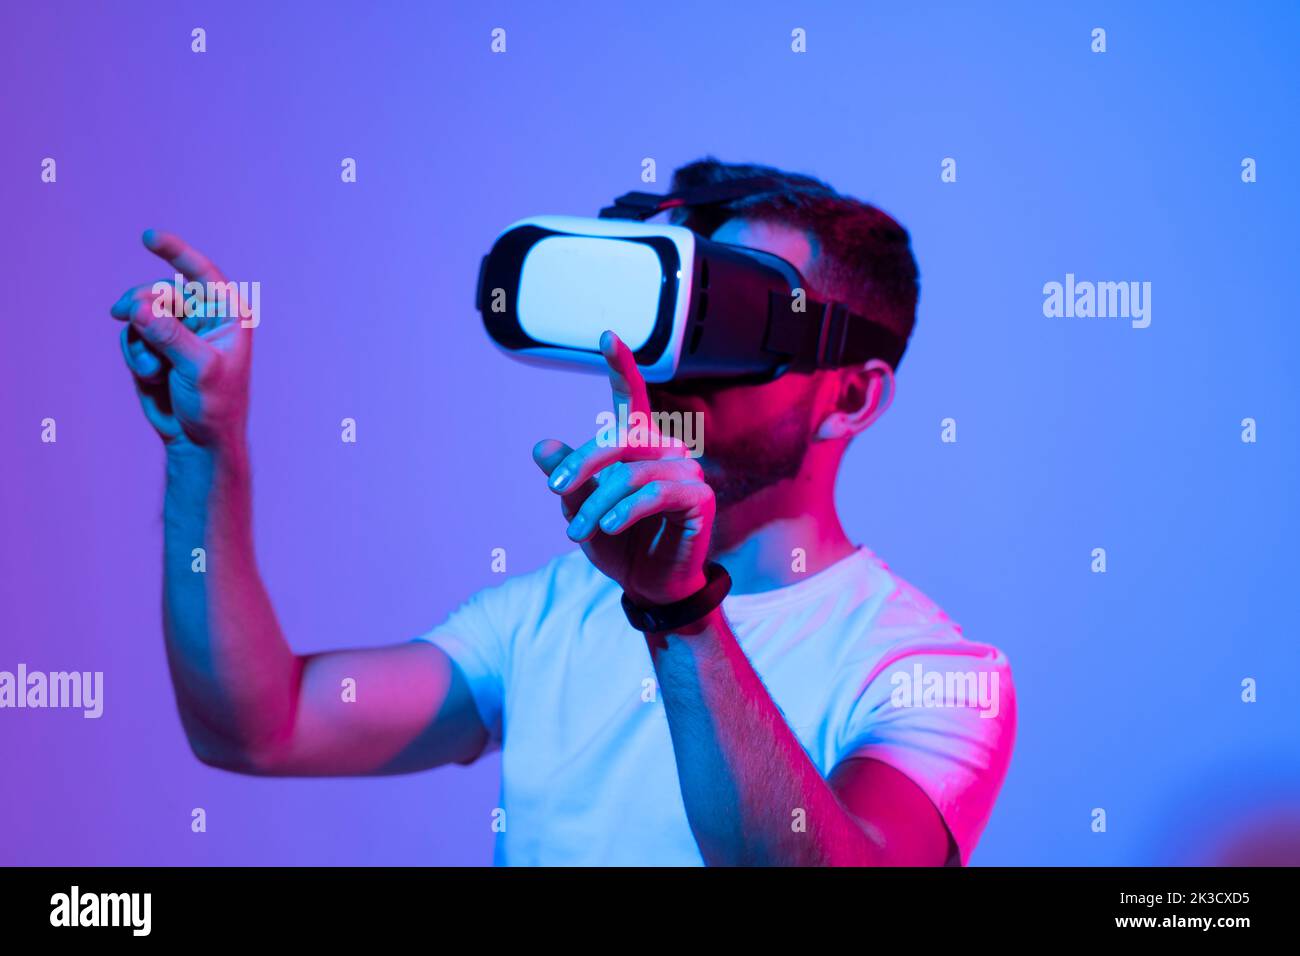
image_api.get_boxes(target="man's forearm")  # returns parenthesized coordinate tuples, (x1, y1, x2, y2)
(646, 608, 880, 865)
(162, 441, 299, 765)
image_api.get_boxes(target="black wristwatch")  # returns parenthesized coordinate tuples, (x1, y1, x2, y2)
(620, 562, 733, 633)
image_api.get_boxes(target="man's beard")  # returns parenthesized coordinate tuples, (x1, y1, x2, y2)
(698, 395, 817, 507)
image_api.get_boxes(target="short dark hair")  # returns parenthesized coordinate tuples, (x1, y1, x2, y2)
(669, 157, 920, 361)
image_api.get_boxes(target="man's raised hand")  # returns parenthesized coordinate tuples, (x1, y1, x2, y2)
(532, 331, 715, 606)
(110, 230, 252, 450)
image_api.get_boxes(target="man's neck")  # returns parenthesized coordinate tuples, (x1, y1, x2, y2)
(708, 478, 855, 595)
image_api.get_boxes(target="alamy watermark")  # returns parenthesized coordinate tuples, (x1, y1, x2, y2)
(151, 272, 261, 328)
(595, 406, 704, 458)
(50, 886, 150, 936)
(889, 662, 1000, 719)
(0, 664, 103, 718)
(1043, 273, 1151, 329)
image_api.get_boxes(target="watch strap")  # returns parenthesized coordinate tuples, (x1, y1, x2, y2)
(620, 562, 732, 633)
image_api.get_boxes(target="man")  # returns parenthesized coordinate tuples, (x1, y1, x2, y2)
(111, 159, 1015, 866)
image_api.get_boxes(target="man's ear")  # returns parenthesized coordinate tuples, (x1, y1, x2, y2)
(814, 359, 895, 441)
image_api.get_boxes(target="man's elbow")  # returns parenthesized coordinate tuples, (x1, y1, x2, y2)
(184, 728, 290, 776)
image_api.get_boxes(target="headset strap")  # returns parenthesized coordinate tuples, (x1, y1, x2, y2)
(764, 293, 906, 371)
(598, 177, 783, 220)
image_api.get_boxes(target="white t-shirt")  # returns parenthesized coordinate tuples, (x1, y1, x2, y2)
(418, 546, 1015, 866)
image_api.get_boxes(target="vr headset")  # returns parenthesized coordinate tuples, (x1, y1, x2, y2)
(476, 176, 906, 384)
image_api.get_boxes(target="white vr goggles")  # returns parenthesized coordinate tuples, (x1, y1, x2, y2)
(477, 177, 907, 383)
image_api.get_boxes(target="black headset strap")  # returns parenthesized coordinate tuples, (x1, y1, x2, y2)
(765, 293, 907, 371)
(598, 177, 782, 221)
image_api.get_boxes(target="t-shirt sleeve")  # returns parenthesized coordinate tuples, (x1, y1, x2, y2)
(412, 584, 514, 754)
(836, 644, 1017, 865)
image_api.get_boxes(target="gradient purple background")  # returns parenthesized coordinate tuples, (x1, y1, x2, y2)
(2, 1, 1298, 865)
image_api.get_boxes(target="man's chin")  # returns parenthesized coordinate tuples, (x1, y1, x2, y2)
(699, 457, 776, 507)
(696, 455, 724, 487)
(694, 456, 733, 498)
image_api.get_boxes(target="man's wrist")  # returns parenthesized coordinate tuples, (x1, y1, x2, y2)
(164, 438, 251, 526)
(166, 437, 248, 478)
